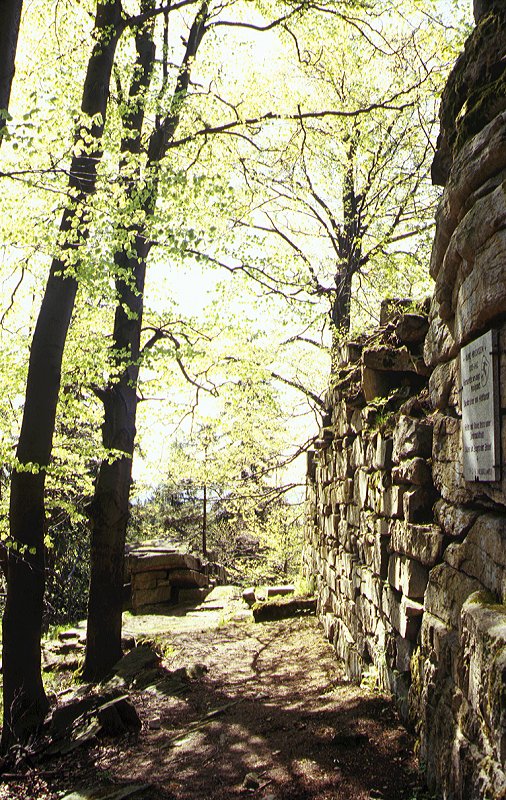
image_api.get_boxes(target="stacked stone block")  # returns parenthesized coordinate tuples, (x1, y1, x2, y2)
(124, 544, 227, 611)
(304, 295, 506, 797)
(304, 304, 436, 709)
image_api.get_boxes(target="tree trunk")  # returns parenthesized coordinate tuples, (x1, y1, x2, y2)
(83, 4, 156, 680)
(202, 484, 207, 557)
(331, 270, 353, 334)
(0, 0, 23, 133)
(83, 2, 209, 680)
(331, 135, 361, 338)
(84, 238, 150, 678)
(1, 0, 123, 751)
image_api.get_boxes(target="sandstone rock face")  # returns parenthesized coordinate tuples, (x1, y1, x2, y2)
(431, 10, 506, 185)
(392, 416, 433, 462)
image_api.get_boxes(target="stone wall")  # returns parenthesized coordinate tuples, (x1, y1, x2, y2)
(303, 304, 439, 715)
(304, 5, 506, 798)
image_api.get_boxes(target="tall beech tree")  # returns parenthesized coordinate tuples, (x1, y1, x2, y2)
(1, 0, 126, 750)
(84, 0, 164, 679)
(84, 0, 310, 678)
(231, 8, 441, 341)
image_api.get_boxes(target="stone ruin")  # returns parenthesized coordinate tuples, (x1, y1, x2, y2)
(124, 541, 227, 611)
(304, 4, 506, 798)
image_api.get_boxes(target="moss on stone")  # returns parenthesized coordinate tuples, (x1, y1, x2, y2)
(455, 71, 506, 154)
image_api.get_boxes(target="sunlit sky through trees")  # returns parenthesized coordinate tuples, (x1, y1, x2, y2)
(1, 0, 474, 511)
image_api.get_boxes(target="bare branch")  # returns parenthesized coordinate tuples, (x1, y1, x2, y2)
(167, 96, 416, 150)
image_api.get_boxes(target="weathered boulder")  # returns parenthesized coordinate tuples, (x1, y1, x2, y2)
(455, 229, 506, 347)
(428, 358, 459, 411)
(430, 113, 506, 281)
(392, 457, 432, 486)
(363, 346, 429, 375)
(424, 298, 456, 368)
(461, 592, 506, 735)
(434, 499, 478, 540)
(113, 645, 161, 682)
(395, 313, 429, 345)
(445, 514, 506, 601)
(424, 562, 484, 628)
(436, 181, 506, 317)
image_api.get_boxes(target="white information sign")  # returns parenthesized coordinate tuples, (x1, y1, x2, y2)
(461, 329, 500, 482)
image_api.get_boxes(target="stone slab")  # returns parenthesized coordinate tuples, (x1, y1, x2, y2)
(388, 553, 429, 600)
(129, 552, 201, 574)
(131, 570, 165, 590)
(167, 569, 209, 589)
(393, 416, 433, 462)
(132, 585, 174, 609)
(389, 521, 444, 567)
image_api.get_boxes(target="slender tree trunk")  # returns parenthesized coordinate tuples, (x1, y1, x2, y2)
(331, 270, 353, 333)
(0, 0, 23, 141)
(331, 136, 361, 337)
(202, 484, 207, 557)
(1, 0, 123, 750)
(84, 231, 151, 677)
(84, 3, 156, 680)
(84, 2, 209, 680)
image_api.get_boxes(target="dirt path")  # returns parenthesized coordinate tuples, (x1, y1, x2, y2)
(1, 588, 424, 800)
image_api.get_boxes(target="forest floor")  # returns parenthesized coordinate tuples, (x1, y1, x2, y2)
(0, 587, 432, 800)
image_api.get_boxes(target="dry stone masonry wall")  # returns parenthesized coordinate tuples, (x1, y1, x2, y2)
(303, 304, 440, 721)
(304, 5, 506, 799)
